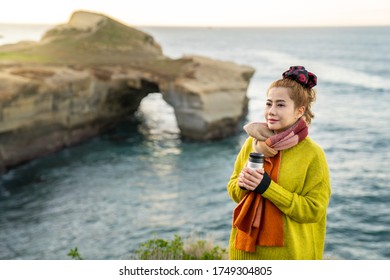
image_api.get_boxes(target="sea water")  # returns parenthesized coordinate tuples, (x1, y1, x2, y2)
(0, 24, 389, 260)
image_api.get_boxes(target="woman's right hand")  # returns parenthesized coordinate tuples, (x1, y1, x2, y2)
(238, 167, 264, 191)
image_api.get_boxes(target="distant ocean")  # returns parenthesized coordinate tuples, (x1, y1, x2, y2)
(0, 24, 389, 260)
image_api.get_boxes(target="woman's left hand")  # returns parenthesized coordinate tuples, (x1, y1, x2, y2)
(238, 167, 264, 191)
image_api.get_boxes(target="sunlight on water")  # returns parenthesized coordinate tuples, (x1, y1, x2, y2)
(0, 24, 53, 45)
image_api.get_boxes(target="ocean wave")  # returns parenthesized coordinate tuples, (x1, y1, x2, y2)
(254, 50, 390, 90)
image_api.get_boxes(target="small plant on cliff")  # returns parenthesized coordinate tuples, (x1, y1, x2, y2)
(67, 247, 83, 260)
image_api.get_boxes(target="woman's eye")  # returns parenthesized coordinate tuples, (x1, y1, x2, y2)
(266, 102, 272, 107)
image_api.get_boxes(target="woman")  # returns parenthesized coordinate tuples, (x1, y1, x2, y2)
(227, 66, 331, 260)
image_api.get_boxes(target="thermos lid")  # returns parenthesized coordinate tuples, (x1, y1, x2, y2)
(249, 152, 264, 163)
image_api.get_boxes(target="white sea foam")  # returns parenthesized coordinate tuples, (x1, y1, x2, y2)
(255, 50, 390, 90)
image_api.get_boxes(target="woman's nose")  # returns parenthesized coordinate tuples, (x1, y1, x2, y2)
(268, 105, 276, 115)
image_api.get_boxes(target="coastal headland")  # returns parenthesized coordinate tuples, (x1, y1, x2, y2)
(0, 10, 255, 174)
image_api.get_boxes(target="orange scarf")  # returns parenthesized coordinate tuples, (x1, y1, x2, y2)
(232, 119, 308, 252)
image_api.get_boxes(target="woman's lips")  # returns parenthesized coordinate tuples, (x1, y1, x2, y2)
(268, 119, 278, 123)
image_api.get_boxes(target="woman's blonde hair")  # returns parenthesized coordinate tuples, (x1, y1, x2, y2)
(267, 78, 317, 125)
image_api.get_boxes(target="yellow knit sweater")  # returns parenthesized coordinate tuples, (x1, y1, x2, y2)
(227, 136, 331, 259)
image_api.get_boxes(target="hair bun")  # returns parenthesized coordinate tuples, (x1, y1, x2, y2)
(282, 66, 317, 88)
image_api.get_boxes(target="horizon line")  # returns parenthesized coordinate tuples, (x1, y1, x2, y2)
(139, 24, 390, 28)
(1, 22, 389, 29)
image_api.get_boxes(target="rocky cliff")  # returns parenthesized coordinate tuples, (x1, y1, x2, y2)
(0, 10, 255, 174)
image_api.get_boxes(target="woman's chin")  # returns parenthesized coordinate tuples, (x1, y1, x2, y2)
(267, 123, 280, 131)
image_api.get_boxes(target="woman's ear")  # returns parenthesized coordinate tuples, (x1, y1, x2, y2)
(296, 106, 305, 119)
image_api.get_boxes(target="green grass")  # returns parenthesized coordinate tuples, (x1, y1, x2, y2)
(134, 234, 228, 260)
(0, 17, 159, 64)
(0, 17, 192, 79)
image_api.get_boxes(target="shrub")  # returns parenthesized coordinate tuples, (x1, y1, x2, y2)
(134, 234, 227, 260)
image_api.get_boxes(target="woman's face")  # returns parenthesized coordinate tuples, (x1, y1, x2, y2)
(264, 87, 304, 133)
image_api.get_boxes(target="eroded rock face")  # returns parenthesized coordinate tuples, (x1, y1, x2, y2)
(0, 65, 154, 172)
(0, 11, 255, 173)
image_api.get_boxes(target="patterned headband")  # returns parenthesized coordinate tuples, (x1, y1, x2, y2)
(282, 66, 317, 89)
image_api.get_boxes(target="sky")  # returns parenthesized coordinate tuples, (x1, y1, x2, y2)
(1, 0, 390, 27)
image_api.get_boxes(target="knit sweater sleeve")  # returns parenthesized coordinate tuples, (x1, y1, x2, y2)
(226, 137, 253, 203)
(261, 142, 331, 223)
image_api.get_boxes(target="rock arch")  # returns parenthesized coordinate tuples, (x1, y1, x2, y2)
(0, 10, 255, 173)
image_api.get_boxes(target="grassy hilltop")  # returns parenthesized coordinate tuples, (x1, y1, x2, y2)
(0, 10, 189, 78)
